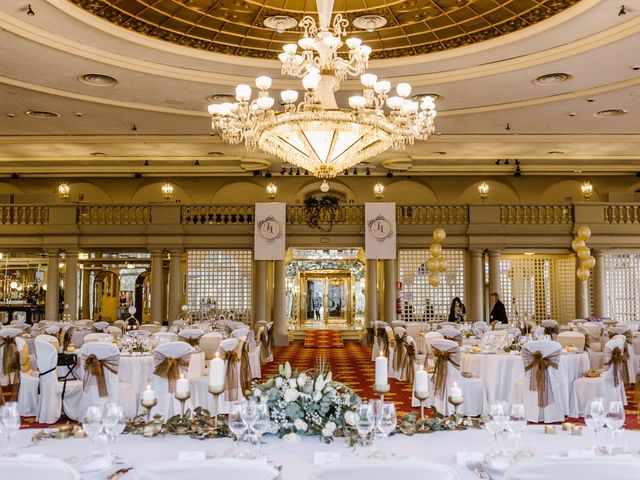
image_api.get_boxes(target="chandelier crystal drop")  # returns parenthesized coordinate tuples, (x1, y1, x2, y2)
(207, 0, 437, 179)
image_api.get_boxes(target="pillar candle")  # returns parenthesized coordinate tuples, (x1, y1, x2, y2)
(142, 384, 156, 403)
(449, 381, 463, 401)
(209, 352, 225, 389)
(176, 373, 189, 395)
(414, 366, 429, 395)
(375, 351, 388, 386)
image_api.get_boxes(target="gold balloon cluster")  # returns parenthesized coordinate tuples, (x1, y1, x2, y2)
(573, 225, 595, 282)
(427, 228, 447, 287)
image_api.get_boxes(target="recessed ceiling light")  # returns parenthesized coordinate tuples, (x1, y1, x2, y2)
(532, 73, 572, 85)
(90, 152, 107, 156)
(207, 94, 235, 103)
(547, 151, 564, 155)
(594, 109, 627, 117)
(574, 170, 582, 173)
(263, 15, 297, 33)
(429, 151, 447, 155)
(6, 113, 15, 118)
(78, 73, 118, 87)
(632, 65, 640, 71)
(25, 110, 60, 118)
(524, 252, 535, 256)
(207, 151, 224, 156)
(411, 93, 443, 102)
(353, 14, 387, 32)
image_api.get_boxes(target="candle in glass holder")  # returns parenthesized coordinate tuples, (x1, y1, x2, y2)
(571, 425, 583, 436)
(414, 366, 429, 396)
(449, 382, 463, 402)
(176, 373, 189, 395)
(142, 384, 156, 403)
(562, 421, 574, 432)
(375, 351, 388, 386)
(209, 352, 225, 389)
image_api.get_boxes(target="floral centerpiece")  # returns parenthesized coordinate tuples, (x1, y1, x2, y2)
(120, 335, 152, 354)
(252, 360, 359, 443)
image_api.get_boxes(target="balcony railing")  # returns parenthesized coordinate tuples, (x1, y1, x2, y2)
(396, 205, 468, 225)
(604, 204, 640, 224)
(182, 206, 254, 225)
(78, 205, 151, 225)
(0, 206, 48, 225)
(500, 205, 573, 225)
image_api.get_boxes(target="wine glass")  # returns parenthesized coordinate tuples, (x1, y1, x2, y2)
(378, 403, 397, 451)
(484, 402, 508, 454)
(251, 403, 270, 459)
(355, 403, 375, 450)
(228, 401, 247, 442)
(585, 398, 606, 454)
(83, 405, 104, 455)
(102, 403, 125, 459)
(369, 399, 384, 446)
(507, 403, 527, 452)
(1, 402, 20, 455)
(605, 400, 625, 454)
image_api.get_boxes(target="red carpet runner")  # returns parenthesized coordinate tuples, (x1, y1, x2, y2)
(303, 330, 344, 348)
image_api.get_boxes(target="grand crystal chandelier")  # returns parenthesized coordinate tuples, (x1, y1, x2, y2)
(207, 0, 437, 181)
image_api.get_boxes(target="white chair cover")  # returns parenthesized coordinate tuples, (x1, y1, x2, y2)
(107, 325, 122, 340)
(152, 332, 180, 345)
(133, 458, 279, 480)
(179, 328, 205, 347)
(200, 332, 223, 361)
(140, 324, 162, 334)
(310, 459, 457, 480)
(35, 334, 60, 351)
(504, 456, 640, 480)
(388, 327, 406, 380)
(92, 321, 109, 332)
(472, 321, 489, 336)
(371, 321, 388, 361)
(82, 332, 113, 343)
(1, 330, 39, 417)
(45, 325, 62, 336)
(152, 341, 197, 418)
(556, 331, 585, 350)
(0, 457, 81, 480)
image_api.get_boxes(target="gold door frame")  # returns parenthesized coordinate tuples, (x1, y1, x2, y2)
(300, 271, 351, 325)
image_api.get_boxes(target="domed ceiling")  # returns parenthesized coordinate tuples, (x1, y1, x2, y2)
(69, 0, 582, 59)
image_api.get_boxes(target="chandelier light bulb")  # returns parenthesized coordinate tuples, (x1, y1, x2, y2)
(348, 95, 366, 109)
(298, 36, 315, 50)
(207, 103, 221, 115)
(303, 72, 321, 90)
(386, 96, 404, 110)
(360, 73, 377, 88)
(9, 281, 18, 289)
(359, 45, 372, 57)
(323, 35, 340, 49)
(281, 90, 299, 104)
(256, 96, 275, 110)
(346, 37, 362, 49)
(374, 80, 391, 94)
(283, 43, 298, 55)
(278, 52, 289, 63)
(396, 82, 412, 98)
(235, 84, 252, 101)
(255, 76, 272, 90)
(320, 180, 330, 193)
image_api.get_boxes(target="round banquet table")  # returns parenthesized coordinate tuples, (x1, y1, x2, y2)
(10, 424, 640, 480)
(461, 351, 589, 416)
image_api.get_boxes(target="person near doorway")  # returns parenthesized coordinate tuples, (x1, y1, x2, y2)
(448, 297, 466, 322)
(312, 294, 322, 320)
(489, 292, 508, 324)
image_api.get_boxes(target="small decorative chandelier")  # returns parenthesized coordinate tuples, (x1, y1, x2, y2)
(207, 0, 437, 182)
(57, 182, 70, 202)
(581, 180, 593, 201)
(161, 182, 174, 202)
(265, 182, 278, 200)
(373, 182, 385, 200)
(478, 181, 489, 202)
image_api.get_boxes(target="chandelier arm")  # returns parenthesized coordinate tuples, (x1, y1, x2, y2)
(331, 13, 348, 37)
(299, 15, 319, 37)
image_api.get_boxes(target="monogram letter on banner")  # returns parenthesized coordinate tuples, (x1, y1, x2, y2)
(365, 203, 396, 259)
(254, 203, 286, 260)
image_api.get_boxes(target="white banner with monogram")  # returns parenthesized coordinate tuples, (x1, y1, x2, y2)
(365, 202, 396, 259)
(254, 203, 286, 260)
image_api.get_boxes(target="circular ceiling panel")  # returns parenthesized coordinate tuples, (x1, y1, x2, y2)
(69, 0, 582, 59)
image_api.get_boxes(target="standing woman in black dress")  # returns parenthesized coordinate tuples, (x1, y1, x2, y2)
(448, 297, 466, 322)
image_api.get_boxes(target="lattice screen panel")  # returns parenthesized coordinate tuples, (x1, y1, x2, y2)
(398, 249, 465, 322)
(186, 250, 253, 323)
(605, 253, 640, 323)
(499, 255, 575, 323)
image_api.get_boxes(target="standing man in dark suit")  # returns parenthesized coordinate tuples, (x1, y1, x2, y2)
(489, 292, 508, 324)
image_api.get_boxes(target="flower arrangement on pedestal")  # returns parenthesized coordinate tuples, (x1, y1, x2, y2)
(252, 361, 358, 443)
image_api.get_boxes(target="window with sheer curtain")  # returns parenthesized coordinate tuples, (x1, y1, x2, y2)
(603, 253, 640, 322)
(186, 249, 253, 322)
(398, 249, 465, 322)
(498, 254, 575, 322)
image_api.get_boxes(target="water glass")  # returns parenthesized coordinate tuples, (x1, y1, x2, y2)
(507, 403, 526, 451)
(355, 403, 375, 447)
(251, 403, 270, 459)
(228, 401, 247, 441)
(83, 405, 104, 454)
(102, 403, 125, 458)
(485, 402, 508, 454)
(605, 400, 625, 454)
(585, 399, 606, 454)
(0, 402, 20, 455)
(378, 403, 397, 447)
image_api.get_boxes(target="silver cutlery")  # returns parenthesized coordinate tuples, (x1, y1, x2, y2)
(466, 460, 490, 480)
(107, 466, 133, 480)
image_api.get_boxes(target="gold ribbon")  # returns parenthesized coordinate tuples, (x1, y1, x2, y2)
(401, 340, 417, 383)
(604, 346, 629, 387)
(83, 353, 119, 398)
(153, 351, 191, 393)
(393, 332, 407, 372)
(376, 327, 389, 357)
(543, 325, 559, 337)
(522, 348, 561, 408)
(431, 345, 461, 400)
(0, 336, 21, 403)
(259, 328, 272, 362)
(442, 331, 463, 345)
(366, 327, 375, 346)
(178, 334, 203, 347)
(222, 340, 251, 401)
(62, 327, 74, 352)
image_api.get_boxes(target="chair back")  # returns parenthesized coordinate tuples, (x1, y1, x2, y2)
(83, 333, 113, 343)
(140, 323, 161, 334)
(200, 332, 223, 360)
(310, 459, 457, 480)
(521, 340, 563, 409)
(152, 332, 179, 344)
(133, 458, 278, 480)
(0, 328, 25, 380)
(178, 328, 205, 347)
(424, 331, 444, 355)
(556, 331, 585, 350)
(35, 340, 62, 424)
(80, 342, 121, 408)
(602, 337, 628, 388)
(92, 321, 109, 332)
(0, 457, 81, 480)
(107, 326, 122, 340)
(472, 321, 489, 335)
(35, 334, 60, 352)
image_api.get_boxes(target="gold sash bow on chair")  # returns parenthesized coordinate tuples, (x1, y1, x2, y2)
(393, 333, 407, 372)
(442, 331, 463, 345)
(366, 327, 375, 346)
(153, 352, 191, 393)
(604, 346, 629, 387)
(62, 327, 74, 352)
(522, 348, 561, 408)
(178, 334, 203, 348)
(0, 336, 21, 403)
(401, 341, 417, 383)
(222, 341, 251, 402)
(431, 345, 461, 400)
(259, 329, 272, 362)
(376, 327, 389, 357)
(83, 353, 120, 398)
(543, 325, 559, 337)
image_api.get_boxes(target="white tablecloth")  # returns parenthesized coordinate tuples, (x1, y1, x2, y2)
(11, 425, 640, 480)
(461, 351, 589, 415)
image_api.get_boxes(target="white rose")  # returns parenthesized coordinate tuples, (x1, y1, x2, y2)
(297, 373, 308, 387)
(293, 418, 308, 432)
(282, 432, 300, 443)
(325, 421, 336, 433)
(313, 391, 322, 402)
(321, 427, 332, 438)
(288, 378, 298, 389)
(253, 388, 261, 398)
(283, 388, 299, 403)
(344, 410, 355, 426)
(275, 377, 284, 388)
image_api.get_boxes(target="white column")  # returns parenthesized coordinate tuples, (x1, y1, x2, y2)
(45, 249, 60, 321)
(575, 271, 590, 320)
(150, 249, 164, 324)
(64, 250, 79, 322)
(168, 249, 183, 325)
(383, 259, 397, 323)
(468, 250, 485, 321)
(254, 260, 268, 326)
(273, 260, 288, 345)
(488, 250, 501, 297)
(592, 250, 608, 318)
(366, 259, 378, 329)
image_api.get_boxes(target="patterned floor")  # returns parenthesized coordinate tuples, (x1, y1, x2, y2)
(262, 340, 640, 429)
(303, 330, 344, 348)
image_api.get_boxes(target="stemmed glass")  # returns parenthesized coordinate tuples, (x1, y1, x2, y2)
(251, 403, 270, 459)
(355, 402, 375, 451)
(0, 402, 20, 455)
(83, 405, 104, 455)
(483, 402, 508, 454)
(507, 403, 527, 452)
(585, 398, 606, 454)
(378, 403, 397, 450)
(102, 403, 125, 460)
(228, 401, 247, 441)
(605, 400, 625, 454)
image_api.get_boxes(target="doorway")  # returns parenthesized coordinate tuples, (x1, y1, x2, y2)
(301, 272, 350, 326)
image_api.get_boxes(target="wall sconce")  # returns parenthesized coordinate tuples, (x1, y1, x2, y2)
(266, 182, 278, 200)
(57, 182, 70, 202)
(478, 180, 489, 202)
(161, 182, 174, 202)
(373, 182, 385, 200)
(581, 180, 593, 201)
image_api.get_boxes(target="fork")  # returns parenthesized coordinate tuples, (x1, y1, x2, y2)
(107, 467, 133, 480)
(466, 460, 490, 480)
